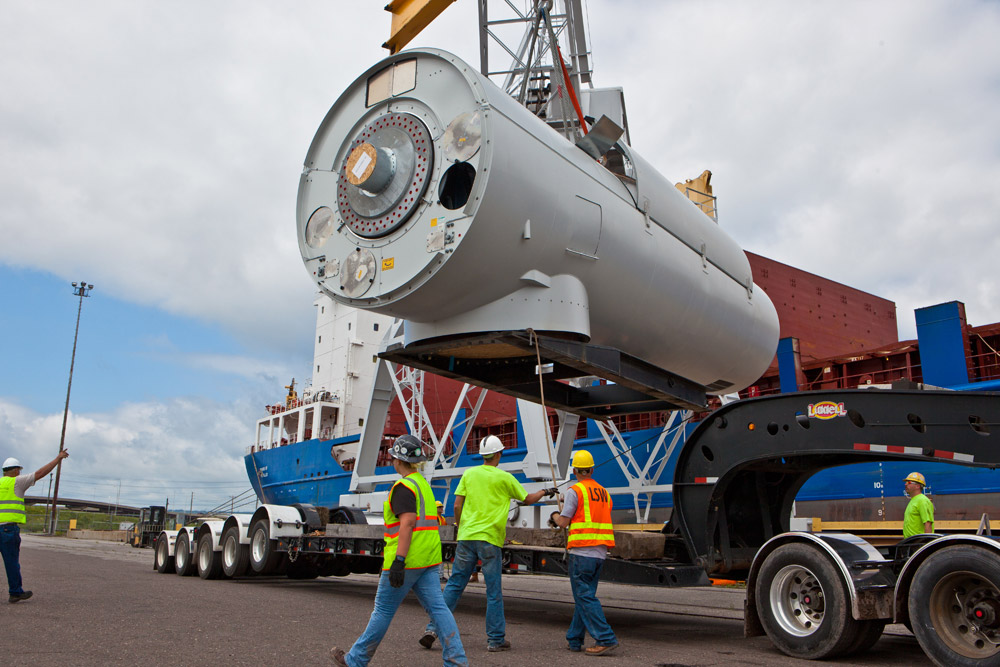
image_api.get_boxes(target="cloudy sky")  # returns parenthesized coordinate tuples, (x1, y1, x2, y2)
(2, 1, 998, 509)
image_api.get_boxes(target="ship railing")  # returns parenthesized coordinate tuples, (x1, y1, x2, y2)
(263, 392, 342, 416)
(246, 434, 303, 455)
(970, 345, 1000, 382)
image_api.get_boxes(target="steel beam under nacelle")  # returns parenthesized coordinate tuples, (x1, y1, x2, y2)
(379, 331, 708, 419)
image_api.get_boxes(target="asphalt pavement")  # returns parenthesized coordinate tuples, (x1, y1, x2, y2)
(2, 535, 931, 666)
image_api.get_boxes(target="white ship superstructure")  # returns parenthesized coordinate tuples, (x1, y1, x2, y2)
(250, 296, 393, 467)
(311, 294, 394, 438)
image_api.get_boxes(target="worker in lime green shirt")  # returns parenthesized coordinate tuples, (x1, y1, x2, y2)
(420, 435, 556, 653)
(902, 471, 935, 538)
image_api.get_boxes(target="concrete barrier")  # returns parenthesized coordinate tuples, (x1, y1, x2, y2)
(66, 529, 130, 542)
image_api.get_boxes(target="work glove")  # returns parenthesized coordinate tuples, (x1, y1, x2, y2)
(543, 487, 558, 498)
(548, 511, 561, 529)
(389, 555, 406, 588)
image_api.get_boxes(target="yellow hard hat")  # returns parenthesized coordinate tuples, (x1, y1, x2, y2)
(572, 450, 595, 469)
(903, 472, 926, 486)
(435, 501, 444, 508)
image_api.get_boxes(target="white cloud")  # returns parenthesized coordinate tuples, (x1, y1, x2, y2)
(178, 352, 294, 383)
(0, 397, 257, 509)
(0, 2, 398, 350)
(588, 1, 1000, 337)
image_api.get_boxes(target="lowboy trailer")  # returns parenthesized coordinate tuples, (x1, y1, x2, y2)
(155, 389, 1000, 667)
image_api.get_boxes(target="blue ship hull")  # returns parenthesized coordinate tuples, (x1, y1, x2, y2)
(246, 424, 695, 513)
(246, 425, 1000, 517)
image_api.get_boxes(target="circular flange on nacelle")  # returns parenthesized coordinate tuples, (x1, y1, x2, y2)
(297, 50, 490, 309)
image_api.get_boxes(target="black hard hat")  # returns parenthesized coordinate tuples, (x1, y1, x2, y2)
(390, 434, 427, 463)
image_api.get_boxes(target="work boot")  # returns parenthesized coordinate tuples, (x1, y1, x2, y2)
(9, 591, 32, 604)
(584, 643, 619, 656)
(487, 640, 511, 652)
(419, 631, 437, 649)
(328, 647, 347, 665)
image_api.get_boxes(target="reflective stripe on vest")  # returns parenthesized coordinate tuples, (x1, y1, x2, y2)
(0, 477, 26, 524)
(567, 479, 615, 548)
(382, 472, 442, 570)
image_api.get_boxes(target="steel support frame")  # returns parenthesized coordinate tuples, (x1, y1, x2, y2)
(379, 331, 708, 418)
(352, 321, 707, 531)
(353, 322, 581, 493)
(592, 410, 691, 522)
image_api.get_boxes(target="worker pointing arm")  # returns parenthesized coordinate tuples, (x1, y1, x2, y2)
(35, 451, 69, 480)
(2, 450, 69, 604)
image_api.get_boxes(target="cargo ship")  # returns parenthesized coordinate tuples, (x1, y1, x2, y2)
(246, 248, 1000, 523)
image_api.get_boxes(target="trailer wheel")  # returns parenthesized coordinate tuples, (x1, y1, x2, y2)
(287, 556, 320, 580)
(843, 620, 886, 657)
(197, 533, 224, 580)
(908, 545, 1000, 666)
(330, 507, 367, 524)
(154, 534, 175, 574)
(318, 555, 352, 577)
(174, 533, 197, 576)
(755, 543, 860, 659)
(350, 556, 382, 575)
(249, 518, 284, 574)
(221, 525, 250, 578)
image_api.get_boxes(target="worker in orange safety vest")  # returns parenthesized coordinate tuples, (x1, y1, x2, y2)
(549, 449, 619, 656)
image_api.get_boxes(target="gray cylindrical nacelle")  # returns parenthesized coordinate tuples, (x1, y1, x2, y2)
(297, 49, 779, 395)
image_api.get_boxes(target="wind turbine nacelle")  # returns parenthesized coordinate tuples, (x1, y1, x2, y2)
(297, 49, 778, 396)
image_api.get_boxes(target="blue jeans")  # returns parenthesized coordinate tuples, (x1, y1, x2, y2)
(346, 565, 466, 667)
(427, 540, 505, 645)
(0, 524, 23, 595)
(566, 554, 617, 648)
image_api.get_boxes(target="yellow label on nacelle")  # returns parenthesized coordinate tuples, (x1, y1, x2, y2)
(431, 217, 438, 227)
(382, 258, 395, 270)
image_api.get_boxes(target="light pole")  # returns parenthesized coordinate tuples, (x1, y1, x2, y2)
(49, 281, 93, 535)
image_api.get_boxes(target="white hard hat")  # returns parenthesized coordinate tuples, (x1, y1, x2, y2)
(479, 435, 505, 457)
(2, 457, 22, 470)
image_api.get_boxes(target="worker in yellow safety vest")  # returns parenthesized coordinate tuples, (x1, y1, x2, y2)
(330, 435, 467, 667)
(2, 450, 70, 603)
(549, 449, 619, 656)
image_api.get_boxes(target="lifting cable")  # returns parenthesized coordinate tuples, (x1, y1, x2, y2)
(528, 328, 563, 516)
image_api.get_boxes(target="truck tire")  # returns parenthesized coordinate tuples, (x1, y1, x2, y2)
(318, 555, 352, 577)
(249, 517, 284, 575)
(908, 545, 1000, 666)
(197, 532, 224, 580)
(287, 556, 320, 580)
(843, 619, 886, 657)
(755, 543, 861, 659)
(221, 525, 250, 578)
(155, 534, 175, 574)
(330, 507, 367, 524)
(350, 556, 383, 575)
(174, 532, 197, 576)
